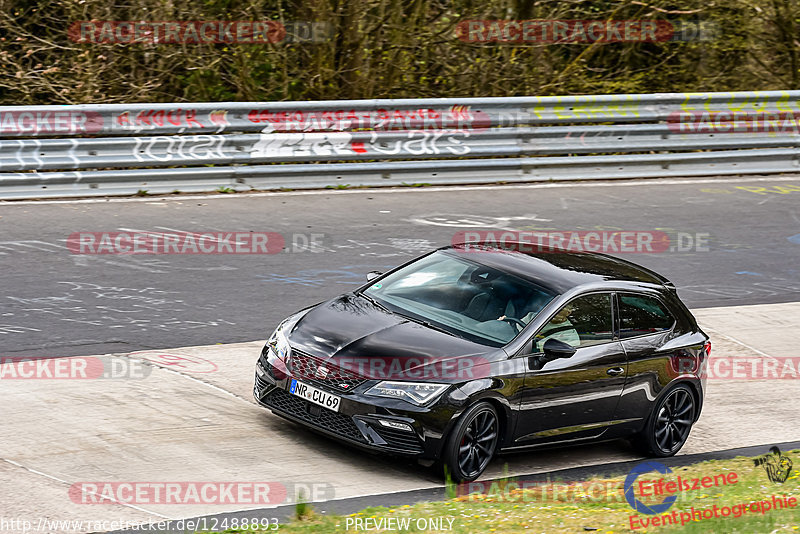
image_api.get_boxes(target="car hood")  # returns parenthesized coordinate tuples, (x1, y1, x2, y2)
(287, 294, 498, 381)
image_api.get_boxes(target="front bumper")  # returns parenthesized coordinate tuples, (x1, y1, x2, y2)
(253, 350, 456, 459)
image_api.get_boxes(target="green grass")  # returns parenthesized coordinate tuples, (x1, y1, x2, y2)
(210, 450, 800, 533)
(294, 489, 313, 521)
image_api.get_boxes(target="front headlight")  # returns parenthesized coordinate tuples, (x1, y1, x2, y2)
(267, 329, 291, 361)
(265, 309, 311, 361)
(365, 381, 449, 406)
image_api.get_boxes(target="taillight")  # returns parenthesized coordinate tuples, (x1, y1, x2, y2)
(703, 340, 712, 357)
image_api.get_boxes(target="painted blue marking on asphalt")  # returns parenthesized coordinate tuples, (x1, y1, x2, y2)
(788, 234, 800, 245)
(735, 271, 762, 276)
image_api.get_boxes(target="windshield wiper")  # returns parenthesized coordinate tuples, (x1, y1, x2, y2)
(356, 291, 390, 312)
(357, 292, 466, 340)
(391, 311, 466, 339)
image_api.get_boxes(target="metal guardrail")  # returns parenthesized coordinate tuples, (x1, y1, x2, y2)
(2, 91, 800, 198)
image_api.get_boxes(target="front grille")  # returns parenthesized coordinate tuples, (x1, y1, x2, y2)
(287, 350, 368, 393)
(262, 388, 366, 443)
(373, 425, 424, 453)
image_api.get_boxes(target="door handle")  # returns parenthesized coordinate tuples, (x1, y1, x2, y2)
(607, 367, 625, 376)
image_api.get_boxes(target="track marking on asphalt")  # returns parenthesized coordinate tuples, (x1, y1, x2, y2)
(0, 457, 169, 519)
(4, 175, 800, 205)
(127, 353, 255, 406)
(700, 326, 775, 359)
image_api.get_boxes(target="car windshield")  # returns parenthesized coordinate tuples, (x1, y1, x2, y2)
(362, 251, 557, 346)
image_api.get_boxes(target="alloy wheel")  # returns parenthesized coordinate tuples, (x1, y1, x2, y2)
(653, 387, 695, 454)
(456, 409, 498, 479)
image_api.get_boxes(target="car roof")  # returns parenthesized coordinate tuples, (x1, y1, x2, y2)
(443, 242, 672, 294)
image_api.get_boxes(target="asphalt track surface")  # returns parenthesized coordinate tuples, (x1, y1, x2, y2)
(3, 176, 800, 533)
(2, 175, 800, 358)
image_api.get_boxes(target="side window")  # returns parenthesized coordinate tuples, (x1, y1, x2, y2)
(535, 293, 613, 349)
(618, 294, 675, 339)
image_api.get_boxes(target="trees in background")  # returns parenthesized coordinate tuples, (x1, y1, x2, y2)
(0, 0, 798, 104)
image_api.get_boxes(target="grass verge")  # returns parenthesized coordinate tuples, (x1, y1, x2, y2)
(214, 450, 800, 533)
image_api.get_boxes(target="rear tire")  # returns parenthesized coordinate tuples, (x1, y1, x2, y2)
(632, 384, 696, 457)
(441, 402, 499, 482)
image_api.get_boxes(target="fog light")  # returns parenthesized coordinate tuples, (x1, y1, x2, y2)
(379, 419, 414, 432)
(256, 362, 268, 378)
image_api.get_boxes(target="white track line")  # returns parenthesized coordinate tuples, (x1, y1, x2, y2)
(701, 326, 777, 359)
(0, 457, 169, 519)
(2, 175, 800, 205)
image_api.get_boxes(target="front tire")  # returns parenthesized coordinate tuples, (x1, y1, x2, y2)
(632, 384, 696, 457)
(441, 402, 499, 482)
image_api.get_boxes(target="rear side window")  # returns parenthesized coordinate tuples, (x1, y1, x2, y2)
(618, 294, 675, 339)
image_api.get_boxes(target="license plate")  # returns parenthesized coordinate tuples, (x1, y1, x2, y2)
(289, 379, 341, 413)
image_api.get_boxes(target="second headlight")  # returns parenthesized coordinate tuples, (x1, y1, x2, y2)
(365, 381, 449, 405)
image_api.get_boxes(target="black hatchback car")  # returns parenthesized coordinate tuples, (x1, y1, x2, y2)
(254, 242, 709, 481)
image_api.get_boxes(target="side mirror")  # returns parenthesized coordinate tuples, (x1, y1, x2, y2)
(543, 338, 577, 360)
(528, 339, 577, 370)
(366, 270, 383, 281)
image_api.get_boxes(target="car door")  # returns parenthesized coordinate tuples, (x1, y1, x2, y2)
(612, 292, 681, 425)
(511, 292, 629, 445)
